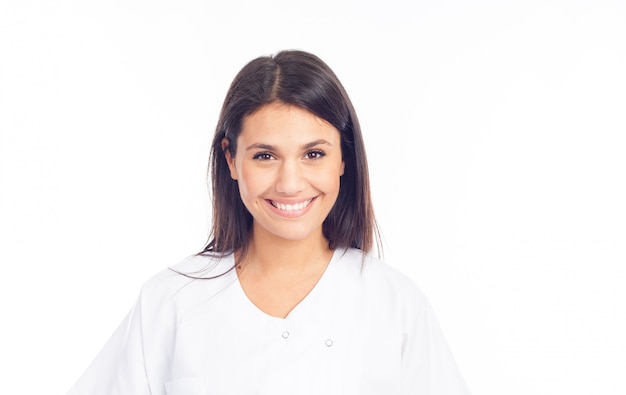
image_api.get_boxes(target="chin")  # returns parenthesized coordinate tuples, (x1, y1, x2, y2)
(260, 223, 323, 243)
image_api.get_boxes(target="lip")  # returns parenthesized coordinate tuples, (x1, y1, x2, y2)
(265, 197, 317, 218)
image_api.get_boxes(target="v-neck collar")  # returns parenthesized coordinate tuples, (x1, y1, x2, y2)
(233, 249, 340, 321)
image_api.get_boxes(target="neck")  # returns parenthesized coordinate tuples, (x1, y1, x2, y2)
(242, 224, 332, 275)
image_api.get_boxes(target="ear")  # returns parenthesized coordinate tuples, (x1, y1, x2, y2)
(221, 138, 238, 180)
(340, 160, 345, 176)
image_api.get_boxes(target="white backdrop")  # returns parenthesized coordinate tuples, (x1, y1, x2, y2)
(1, 0, 625, 394)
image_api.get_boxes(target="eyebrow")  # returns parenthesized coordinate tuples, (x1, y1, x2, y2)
(245, 139, 333, 151)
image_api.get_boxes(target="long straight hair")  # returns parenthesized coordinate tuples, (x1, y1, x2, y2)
(201, 50, 380, 261)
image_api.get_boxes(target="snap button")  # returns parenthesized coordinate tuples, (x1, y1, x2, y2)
(282, 331, 290, 339)
(325, 339, 333, 347)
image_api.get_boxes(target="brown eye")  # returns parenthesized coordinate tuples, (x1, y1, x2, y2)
(252, 152, 274, 160)
(305, 150, 326, 160)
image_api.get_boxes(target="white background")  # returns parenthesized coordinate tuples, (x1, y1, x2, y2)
(1, 0, 625, 394)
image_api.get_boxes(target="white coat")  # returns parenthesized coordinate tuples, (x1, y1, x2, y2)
(68, 248, 470, 395)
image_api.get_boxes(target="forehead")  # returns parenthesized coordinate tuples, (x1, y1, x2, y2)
(240, 104, 339, 143)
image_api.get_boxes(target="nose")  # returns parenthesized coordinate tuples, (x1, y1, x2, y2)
(276, 160, 305, 195)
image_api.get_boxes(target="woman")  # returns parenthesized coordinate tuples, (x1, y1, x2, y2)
(68, 50, 470, 394)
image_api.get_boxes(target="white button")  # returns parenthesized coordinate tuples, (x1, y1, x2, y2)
(325, 339, 333, 347)
(282, 331, 290, 339)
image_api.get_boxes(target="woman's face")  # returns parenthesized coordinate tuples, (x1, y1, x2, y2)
(224, 103, 344, 244)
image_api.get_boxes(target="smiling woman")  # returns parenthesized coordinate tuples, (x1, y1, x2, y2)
(67, 50, 471, 395)
(224, 104, 344, 245)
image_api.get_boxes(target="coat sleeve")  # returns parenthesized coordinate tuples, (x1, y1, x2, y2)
(67, 276, 177, 395)
(401, 291, 471, 395)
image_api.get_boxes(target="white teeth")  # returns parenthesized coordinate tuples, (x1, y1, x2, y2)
(272, 199, 313, 211)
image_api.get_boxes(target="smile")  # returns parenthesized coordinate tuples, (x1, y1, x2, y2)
(269, 198, 314, 212)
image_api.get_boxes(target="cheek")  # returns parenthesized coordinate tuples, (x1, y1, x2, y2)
(238, 166, 269, 198)
(330, 176, 342, 197)
(312, 166, 342, 195)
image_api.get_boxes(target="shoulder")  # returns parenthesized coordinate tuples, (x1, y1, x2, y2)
(334, 248, 429, 307)
(332, 248, 434, 332)
(138, 252, 237, 310)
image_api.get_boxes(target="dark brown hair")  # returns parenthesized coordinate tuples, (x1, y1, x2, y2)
(201, 50, 379, 260)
